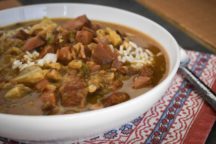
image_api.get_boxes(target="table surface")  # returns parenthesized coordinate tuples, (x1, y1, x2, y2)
(137, 0, 216, 53)
(3, 0, 216, 143)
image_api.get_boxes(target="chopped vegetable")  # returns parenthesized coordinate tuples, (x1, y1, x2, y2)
(5, 84, 31, 99)
(13, 66, 47, 84)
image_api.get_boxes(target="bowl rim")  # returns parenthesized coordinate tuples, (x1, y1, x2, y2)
(0, 3, 180, 119)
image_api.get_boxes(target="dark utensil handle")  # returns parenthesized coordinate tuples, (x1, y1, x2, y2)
(179, 66, 216, 111)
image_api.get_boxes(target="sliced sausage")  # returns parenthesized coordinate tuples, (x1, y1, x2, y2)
(23, 36, 45, 51)
(112, 58, 122, 69)
(140, 66, 154, 77)
(102, 92, 130, 107)
(132, 76, 151, 89)
(63, 15, 91, 30)
(111, 80, 123, 90)
(14, 29, 30, 40)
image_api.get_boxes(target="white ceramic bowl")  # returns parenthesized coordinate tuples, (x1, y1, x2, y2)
(0, 3, 180, 142)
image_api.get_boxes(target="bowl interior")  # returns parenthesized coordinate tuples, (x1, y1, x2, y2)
(0, 3, 180, 141)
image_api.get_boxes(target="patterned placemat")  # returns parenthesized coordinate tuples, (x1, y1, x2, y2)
(0, 50, 216, 144)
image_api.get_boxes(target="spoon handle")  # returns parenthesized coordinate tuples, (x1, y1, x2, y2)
(179, 66, 216, 111)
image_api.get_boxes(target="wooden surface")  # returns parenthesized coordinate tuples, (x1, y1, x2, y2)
(0, 0, 20, 10)
(137, 0, 216, 53)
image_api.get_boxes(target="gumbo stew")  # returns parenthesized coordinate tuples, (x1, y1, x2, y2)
(0, 15, 167, 115)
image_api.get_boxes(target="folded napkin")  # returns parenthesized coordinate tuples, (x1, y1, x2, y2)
(1, 50, 216, 144)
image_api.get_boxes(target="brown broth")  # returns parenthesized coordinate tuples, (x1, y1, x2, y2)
(0, 18, 168, 115)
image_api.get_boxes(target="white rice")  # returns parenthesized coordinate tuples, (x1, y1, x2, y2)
(12, 51, 57, 71)
(37, 53, 57, 66)
(117, 40, 154, 69)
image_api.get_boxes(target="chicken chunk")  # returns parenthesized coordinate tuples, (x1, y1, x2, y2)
(43, 63, 60, 71)
(40, 91, 56, 107)
(68, 60, 83, 69)
(106, 28, 122, 46)
(40, 90, 58, 114)
(96, 28, 122, 46)
(46, 69, 62, 81)
(60, 74, 88, 107)
(35, 79, 56, 92)
(57, 46, 72, 64)
(92, 43, 115, 65)
(75, 30, 94, 45)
